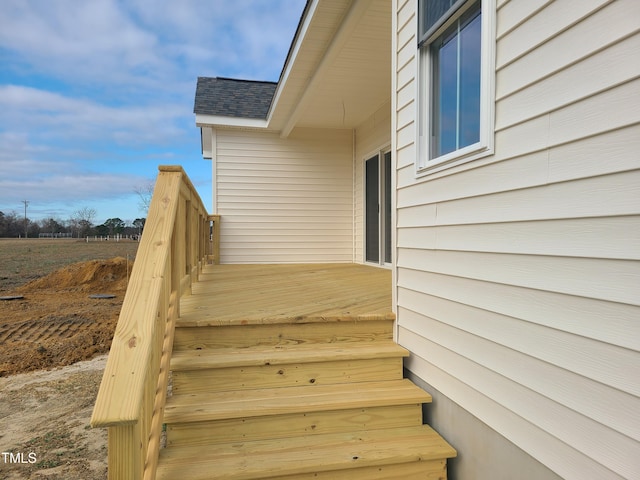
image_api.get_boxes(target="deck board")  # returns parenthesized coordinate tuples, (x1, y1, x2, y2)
(178, 264, 393, 326)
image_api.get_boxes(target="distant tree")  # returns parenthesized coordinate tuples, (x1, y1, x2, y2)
(27, 220, 40, 238)
(70, 207, 97, 238)
(103, 218, 125, 236)
(95, 223, 109, 237)
(133, 218, 145, 234)
(0, 211, 22, 237)
(39, 217, 67, 236)
(135, 178, 156, 215)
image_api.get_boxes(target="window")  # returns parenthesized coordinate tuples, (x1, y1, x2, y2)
(417, 0, 495, 172)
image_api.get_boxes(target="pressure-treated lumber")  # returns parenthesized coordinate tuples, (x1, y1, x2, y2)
(156, 264, 454, 478)
(156, 425, 455, 480)
(171, 341, 409, 370)
(165, 403, 424, 447)
(173, 356, 404, 393)
(164, 379, 431, 424)
(178, 263, 394, 326)
(93, 164, 457, 480)
(170, 342, 409, 393)
(92, 172, 180, 427)
(173, 319, 394, 349)
(90, 166, 212, 480)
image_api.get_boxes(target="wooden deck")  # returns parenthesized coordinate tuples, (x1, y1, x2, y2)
(155, 263, 456, 479)
(92, 166, 455, 479)
(178, 263, 394, 326)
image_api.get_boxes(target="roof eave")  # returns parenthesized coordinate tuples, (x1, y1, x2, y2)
(265, 0, 318, 129)
(195, 113, 269, 129)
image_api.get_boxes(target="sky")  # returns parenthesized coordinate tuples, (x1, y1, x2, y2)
(0, 0, 307, 225)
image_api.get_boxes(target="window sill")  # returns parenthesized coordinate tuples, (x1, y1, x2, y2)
(416, 142, 493, 178)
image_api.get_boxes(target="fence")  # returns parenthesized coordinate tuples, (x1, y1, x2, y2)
(38, 233, 73, 238)
(85, 235, 140, 242)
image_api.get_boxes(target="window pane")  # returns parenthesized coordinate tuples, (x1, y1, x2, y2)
(434, 32, 459, 156)
(430, 3, 481, 159)
(459, 11, 481, 147)
(422, 0, 457, 37)
(365, 156, 379, 263)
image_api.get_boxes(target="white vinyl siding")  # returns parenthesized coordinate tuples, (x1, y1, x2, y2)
(214, 128, 354, 263)
(394, 0, 640, 479)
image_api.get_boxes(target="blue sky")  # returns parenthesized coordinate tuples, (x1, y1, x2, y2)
(0, 0, 306, 225)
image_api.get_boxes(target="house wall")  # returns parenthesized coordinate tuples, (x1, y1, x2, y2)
(393, 0, 640, 479)
(354, 100, 392, 264)
(213, 127, 354, 263)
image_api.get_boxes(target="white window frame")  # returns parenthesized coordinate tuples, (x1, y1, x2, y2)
(416, 0, 496, 176)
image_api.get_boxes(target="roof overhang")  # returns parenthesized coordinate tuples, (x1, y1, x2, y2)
(196, 0, 391, 137)
(195, 114, 268, 129)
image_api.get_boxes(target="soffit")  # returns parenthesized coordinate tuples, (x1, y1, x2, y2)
(269, 0, 392, 132)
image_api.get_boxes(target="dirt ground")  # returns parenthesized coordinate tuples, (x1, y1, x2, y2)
(0, 256, 131, 377)
(0, 356, 108, 480)
(0, 239, 138, 479)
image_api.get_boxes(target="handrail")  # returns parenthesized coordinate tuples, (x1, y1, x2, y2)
(91, 165, 212, 480)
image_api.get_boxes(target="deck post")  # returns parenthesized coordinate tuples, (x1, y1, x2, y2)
(107, 424, 144, 479)
(209, 214, 221, 264)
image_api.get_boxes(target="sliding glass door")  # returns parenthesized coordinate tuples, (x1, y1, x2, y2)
(365, 150, 391, 265)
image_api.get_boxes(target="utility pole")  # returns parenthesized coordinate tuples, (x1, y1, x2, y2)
(22, 200, 29, 238)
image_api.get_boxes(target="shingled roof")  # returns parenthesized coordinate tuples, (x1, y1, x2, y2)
(194, 77, 277, 120)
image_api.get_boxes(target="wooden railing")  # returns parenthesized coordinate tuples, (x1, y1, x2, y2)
(91, 166, 215, 480)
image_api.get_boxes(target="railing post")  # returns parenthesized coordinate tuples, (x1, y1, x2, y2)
(209, 214, 221, 264)
(107, 424, 144, 479)
(185, 198, 193, 286)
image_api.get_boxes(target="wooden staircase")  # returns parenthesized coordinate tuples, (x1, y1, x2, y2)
(156, 313, 456, 479)
(89, 170, 455, 479)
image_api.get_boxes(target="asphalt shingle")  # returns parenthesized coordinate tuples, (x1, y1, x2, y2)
(194, 77, 277, 120)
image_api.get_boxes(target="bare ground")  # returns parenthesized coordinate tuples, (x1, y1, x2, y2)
(0, 356, 108, 480)
(0, 242, 137, 480)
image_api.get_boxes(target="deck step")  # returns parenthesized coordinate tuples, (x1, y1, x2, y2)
(164, 379, 431, 446)
(156, 425, 456, 480)
(165, 403, 425, 447)
(171, 342, 410, 369)
(173, 317, 394, 349)
(170, 342, 409, 394)
(155, 265, 455, 478)
(164, 379, 431, 425)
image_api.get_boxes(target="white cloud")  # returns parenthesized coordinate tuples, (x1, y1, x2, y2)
(0, 1, 305, 87)
(0, 85, 187, 146)
(0, 172, 143, 203)
(0, 0, 161, 85)
(0, 0, 304, 221)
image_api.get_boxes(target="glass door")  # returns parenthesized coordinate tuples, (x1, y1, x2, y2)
(365, 154, 380, 263)
(365, 150, 392, 265)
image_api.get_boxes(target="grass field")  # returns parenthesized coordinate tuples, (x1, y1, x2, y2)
(0, 238, 139, 291)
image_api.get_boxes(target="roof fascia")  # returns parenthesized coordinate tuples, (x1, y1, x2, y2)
(195, 113, 268, 129)
(266, 0, 319, 128)
(278, 0, 370, 138)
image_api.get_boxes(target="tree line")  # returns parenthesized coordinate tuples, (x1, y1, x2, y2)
(0, 207, 145, 239)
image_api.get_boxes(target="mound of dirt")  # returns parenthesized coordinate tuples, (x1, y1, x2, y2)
(16, 257, 131, 294)
(0, 258, 131, 377)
